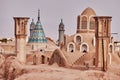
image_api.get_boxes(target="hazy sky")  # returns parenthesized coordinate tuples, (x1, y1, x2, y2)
(0, 0, 120, 40)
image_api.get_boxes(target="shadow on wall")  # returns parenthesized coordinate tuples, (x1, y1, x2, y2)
(49, 49, 67, 67)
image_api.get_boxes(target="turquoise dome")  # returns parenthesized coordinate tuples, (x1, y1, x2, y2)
(28, 10, 47, 43)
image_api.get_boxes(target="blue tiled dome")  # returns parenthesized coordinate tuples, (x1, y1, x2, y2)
(28, 10, 47, 43)
(35, 21, 43, 30)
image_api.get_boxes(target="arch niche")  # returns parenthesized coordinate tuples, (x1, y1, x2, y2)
(41, 55, 45, 64)
(67, 42, 75, 53)
(74, 34, 83, 45)
(109, 44, 113, 53)
(80, 43, 89, 53)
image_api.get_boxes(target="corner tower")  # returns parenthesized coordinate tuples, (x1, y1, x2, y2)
(14, 17, 29, 63)
(58, 19, 65, 46)
(94, 16, 112, 71)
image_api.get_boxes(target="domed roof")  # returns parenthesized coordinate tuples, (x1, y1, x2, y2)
(28, 10, 47, 43)
(81, 7, 96, 16)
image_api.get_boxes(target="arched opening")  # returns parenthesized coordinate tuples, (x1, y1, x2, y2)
(81, 16, 87, 29)
(47, 58, 49, 62)
(69, 44, 74, 53)
(90, 17, 95, 30)
(109, 45, 113, 53)
(81, 44, 88, 53)
(41, 55, 45, 64)
(33, 55, 37, 65)
(76, 36, 81, 45)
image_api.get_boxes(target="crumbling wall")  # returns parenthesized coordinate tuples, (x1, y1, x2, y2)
(4, 56, 26, 80)
(0, 54, 5, 80)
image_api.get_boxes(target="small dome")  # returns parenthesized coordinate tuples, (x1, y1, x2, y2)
(30, 19, 35, 30)
(81, 7, 96, 16)
(31, 19, 35, 25)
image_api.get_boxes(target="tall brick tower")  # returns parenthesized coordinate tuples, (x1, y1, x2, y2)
(94, 16, 112, 71)
(14, 17, 29, 63)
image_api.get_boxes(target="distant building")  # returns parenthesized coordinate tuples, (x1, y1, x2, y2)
(114, 41, 120, 52)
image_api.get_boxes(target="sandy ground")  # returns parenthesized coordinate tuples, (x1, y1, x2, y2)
(13, 63, 120, 80)
(1, 55, 120, 80)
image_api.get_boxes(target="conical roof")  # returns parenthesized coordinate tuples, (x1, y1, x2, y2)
(81, 7, 96, 16)
(59, 19, 65, 31)
(28, 10, 47, 43)
(59, 19, 64, 27)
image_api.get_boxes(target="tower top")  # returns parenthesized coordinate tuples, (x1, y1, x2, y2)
(38, 9, 40, 21)
(59, 18, 64, 27)
(59, 19, 65, 31)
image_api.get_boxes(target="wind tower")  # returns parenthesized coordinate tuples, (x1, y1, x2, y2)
(94, 16, 112, 71)
(14, 17, 29, 63)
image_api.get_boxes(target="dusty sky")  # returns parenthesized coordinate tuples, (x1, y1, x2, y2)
(0, 0, 120, 40)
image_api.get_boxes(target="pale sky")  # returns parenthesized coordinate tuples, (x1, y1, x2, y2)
(0, 0, 120, 40)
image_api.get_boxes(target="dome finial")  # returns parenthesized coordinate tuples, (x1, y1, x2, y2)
(38, 9, 40, 21)
(59, 18, 64, 27)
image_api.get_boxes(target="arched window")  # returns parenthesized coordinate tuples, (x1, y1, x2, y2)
(69, 44, 74, 53)
(67, 42, 75, 52)
(81, 44, 88, 53)
(41, 55, 45, 64)
(90, 17, 95, 30)
(81, 16, 87, 29)
(76, 36, 81, 45)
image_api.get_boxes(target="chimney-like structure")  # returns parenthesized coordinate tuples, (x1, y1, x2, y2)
(94, 16, 111, 71)
(14, 17, 29, 63)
